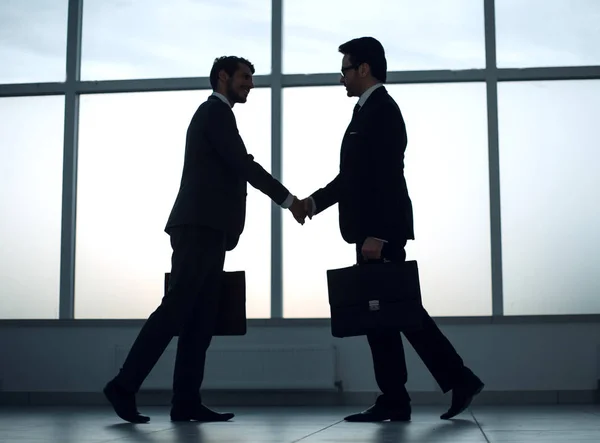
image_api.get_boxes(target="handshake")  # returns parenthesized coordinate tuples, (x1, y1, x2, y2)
(288, 196, 315, 225)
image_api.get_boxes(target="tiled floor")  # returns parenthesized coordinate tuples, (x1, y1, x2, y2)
(0, 404, 599, 443)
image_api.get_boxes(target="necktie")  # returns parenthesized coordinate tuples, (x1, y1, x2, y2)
(353, 104, 361, 117)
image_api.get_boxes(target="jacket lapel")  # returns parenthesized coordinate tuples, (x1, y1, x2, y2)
(339, 86, 388, 164)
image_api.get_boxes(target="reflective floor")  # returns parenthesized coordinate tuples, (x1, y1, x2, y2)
(1, 404, 599, 443)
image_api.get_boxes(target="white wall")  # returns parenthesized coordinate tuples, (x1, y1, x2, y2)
(0, 319, 599, 401)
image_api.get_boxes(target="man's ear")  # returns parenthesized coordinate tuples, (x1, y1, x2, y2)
(358, 63, 370, 78)
(218, 69, 228, 83)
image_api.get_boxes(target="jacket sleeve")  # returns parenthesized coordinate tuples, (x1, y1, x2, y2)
(310, 173, 342, 215)
(206, 103, 291, 205)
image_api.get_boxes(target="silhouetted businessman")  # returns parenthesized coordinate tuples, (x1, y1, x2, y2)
(303, 37, 484, 422)
(103, 56, 307, 424)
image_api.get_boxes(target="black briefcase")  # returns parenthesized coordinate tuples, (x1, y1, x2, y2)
(326, 260, 424, 338)
(164, 271, 247, 336)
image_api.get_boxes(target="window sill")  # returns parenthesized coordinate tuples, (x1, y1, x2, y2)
(0, 314, 599, 328)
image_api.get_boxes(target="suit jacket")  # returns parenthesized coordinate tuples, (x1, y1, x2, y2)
(311, 86, 414, 245)
(165, 95, 290, 250)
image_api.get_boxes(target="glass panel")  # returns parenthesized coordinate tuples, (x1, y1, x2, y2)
(0, 96, 64, 318)
(282, 83, 491, 318)
(81, 0, 271, 80)
(499, 80, 600, 315)
(0, 0, 68, 83)
(283, 0, 485, 74)
(75, 89, 271, 319)
(496, 0, 600, 68)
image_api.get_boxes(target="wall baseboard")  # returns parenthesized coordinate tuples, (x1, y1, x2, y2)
(0, 389, 597, 407)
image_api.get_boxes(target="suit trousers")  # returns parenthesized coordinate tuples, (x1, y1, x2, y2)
(357, 240, 466, 406)
(114, 225, 226, 406)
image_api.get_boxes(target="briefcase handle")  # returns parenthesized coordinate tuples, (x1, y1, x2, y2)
(354, 258, 391, 266)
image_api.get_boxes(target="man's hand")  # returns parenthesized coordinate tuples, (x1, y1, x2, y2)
(289, 197, 307, 225)
(302, 197, 316, 220)
(361, 237, 384, 260)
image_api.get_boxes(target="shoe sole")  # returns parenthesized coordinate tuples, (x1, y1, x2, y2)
(171, 413, 235, 422)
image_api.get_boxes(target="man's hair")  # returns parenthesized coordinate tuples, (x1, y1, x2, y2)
(338, 37, 387, 83)
(209, 56, 255, 90)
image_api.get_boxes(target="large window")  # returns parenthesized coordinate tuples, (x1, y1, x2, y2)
(498, 80, 600, 315)
(0, 0, 68, 84)
(282, 84, 492, 318)
(2, 0, 600, 321)
(81, 0, 272, 81)
(75, 89, 271, 319)
(0, 96, 65, 319)
(496, 0, 600, 68)
(283, 0, 485, 74)
(281, 87, 356, 319)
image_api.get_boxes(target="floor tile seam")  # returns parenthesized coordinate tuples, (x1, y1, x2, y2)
(470, 408, 492, 443)
(290, 419, 345, 443)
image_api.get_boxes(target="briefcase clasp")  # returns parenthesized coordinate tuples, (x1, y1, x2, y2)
(368, 300, 380, 311)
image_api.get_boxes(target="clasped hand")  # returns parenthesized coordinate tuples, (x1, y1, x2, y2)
(288, 197, 315, 225)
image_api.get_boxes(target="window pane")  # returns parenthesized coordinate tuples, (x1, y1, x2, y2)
(0, 0, 68, 84)
(75, 89, 271, 319)
(283, 0, 485, 74)
(81, 0, 271, 81)
(499, 80, 600, 315)
(282, 84, 491, 318)
(0, 96, 64, 319)
(496, 0, 600, 68)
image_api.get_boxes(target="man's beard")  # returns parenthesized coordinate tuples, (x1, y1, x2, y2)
(226, 80, 245, 103)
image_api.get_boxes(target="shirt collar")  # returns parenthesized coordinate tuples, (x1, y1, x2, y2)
(211, 92, 232, 108)
(357, 83, 383, 108)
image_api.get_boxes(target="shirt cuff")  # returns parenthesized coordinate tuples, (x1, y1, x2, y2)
(281, 193, 294, 209)
(371, 237, 388, 243)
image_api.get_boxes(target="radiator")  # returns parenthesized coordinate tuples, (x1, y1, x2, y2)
(114, 344, 339, 390)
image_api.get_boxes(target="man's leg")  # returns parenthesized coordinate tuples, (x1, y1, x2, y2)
(344, 331, 412, 422)
(402, 309, 466, 393)
(344, 243, 412, 422)
(170, 241, 234, 422)
(171, 272, 222, 408)
(367, 331, 411, 406)
(104, 225, 225, 423)
(402, 309, 484, 419)
(382, 241, 484, 419)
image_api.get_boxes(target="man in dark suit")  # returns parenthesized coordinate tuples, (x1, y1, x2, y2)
(303, 37, 484, 422)
(103, 56, 307, 424)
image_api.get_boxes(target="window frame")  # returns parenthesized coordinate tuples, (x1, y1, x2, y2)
(1, 0, 599, 322)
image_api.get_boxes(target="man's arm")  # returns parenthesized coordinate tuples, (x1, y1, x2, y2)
(206, 104, 291, 206)
(303, 174, 339, 219)
(306, 160, 361, 218)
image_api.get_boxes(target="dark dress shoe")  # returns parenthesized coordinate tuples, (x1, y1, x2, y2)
(441, 368, 484, 420)
(170, 403, 235, 422)
(344, 402, 411, 422)
(103, 380, 150, 423)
